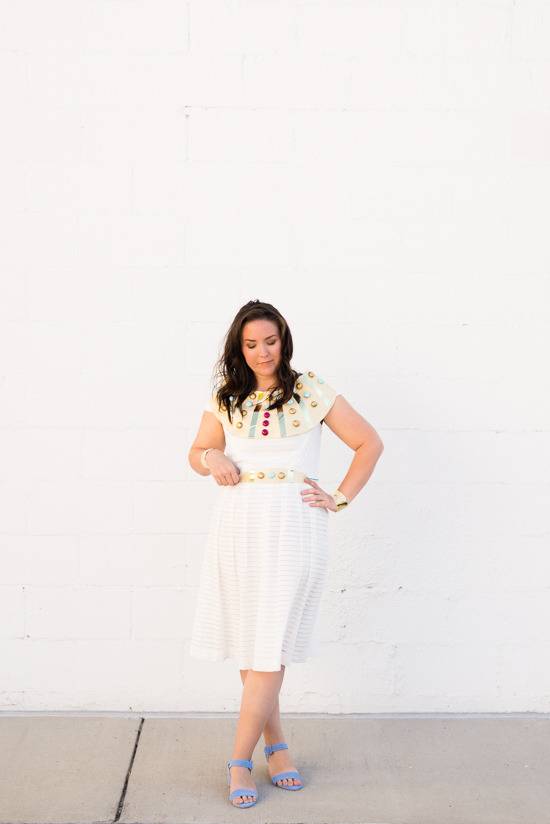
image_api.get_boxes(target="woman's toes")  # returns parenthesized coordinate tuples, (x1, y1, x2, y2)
(276, 775, 303, 786)
(233, 795, 252, 806)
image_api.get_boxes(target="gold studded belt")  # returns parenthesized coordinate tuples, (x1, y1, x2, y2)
(239, 468, 317, 483)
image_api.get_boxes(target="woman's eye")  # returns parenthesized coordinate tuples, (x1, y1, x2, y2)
(247, 340, 276, 349)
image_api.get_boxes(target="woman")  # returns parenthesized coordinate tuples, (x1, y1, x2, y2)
(188, 300, 384, 808)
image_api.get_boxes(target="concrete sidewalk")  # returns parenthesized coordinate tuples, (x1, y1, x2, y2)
(0, 713, 547, 824)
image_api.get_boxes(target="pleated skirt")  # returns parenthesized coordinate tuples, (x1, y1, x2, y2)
(189, 480, 330, 672)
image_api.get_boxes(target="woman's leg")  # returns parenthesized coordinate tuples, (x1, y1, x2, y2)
(240, 667, 285, 743)
(239, 666, 302, 788)
(228, 667, 285, 806)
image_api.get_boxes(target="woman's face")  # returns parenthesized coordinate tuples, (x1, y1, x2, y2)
(241, 318, 282, 388)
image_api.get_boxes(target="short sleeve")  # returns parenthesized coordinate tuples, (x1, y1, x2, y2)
(316, 375, 339, 420)
(204, 391, 225, 425)
(204, 394, 217, 414)
(203, 384, 214, 413)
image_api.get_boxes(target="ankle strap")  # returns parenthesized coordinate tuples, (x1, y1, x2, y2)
(264, 742, 288, 757)
(227, 757, 253, 770)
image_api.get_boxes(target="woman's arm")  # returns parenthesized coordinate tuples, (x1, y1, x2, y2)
(322, 396, 384, 504)
(188, 411, 226, 477)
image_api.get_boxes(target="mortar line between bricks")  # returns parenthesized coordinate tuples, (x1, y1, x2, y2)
(113, 716, 145, 823)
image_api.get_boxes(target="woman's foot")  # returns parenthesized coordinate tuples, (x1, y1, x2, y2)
(265, 743, 303, 787)
(228, 764, 257, 807)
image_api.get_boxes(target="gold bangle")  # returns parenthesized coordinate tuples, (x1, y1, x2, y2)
(332, 489, 349, 512)
(200, 448, 215, 468)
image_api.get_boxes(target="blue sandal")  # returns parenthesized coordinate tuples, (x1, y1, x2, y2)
(226, 758, 258, 808)
(264, 742, 304, 790)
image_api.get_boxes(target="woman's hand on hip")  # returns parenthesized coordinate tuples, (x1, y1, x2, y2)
(300, 477, 337, 511)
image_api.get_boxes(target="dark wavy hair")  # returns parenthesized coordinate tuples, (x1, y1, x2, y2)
(211, 300, 303, 425)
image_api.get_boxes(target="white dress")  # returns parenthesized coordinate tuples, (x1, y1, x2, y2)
(188, 369, 339, 672)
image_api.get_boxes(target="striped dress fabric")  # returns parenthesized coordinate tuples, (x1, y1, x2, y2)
(189, 380, 338, 672)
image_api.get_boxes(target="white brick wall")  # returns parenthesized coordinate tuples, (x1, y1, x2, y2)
(1, 0, 549, 712)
